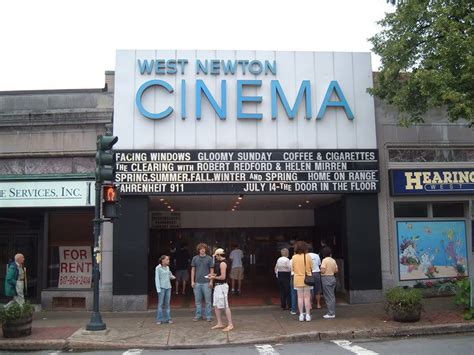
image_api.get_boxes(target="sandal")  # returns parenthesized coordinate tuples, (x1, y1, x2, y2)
(222, 325, 234, 332)
(211, 324, 224, 330)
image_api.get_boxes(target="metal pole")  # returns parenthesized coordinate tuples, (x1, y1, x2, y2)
(86, 182, 106, 331)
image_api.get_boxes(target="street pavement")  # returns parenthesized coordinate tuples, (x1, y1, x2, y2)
(0, 297, 473, 351)
(0, 334, 473, 354)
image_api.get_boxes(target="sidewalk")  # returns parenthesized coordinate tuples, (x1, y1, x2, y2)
(1, 297, 473, 351)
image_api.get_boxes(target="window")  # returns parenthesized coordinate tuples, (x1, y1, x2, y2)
(394, 202, 428, 218)
(432, 202, 465, 218)
(47, 212, 93, 288)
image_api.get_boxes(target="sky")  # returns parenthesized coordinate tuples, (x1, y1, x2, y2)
(0, 0, 394, 91)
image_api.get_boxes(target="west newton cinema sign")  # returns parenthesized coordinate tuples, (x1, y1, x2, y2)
(135, 58, 354, 121)
(113, 50, 379, 193)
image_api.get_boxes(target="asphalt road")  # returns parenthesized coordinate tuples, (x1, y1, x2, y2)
(0, 333, 473, 355)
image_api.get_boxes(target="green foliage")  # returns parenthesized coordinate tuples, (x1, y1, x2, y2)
(436, 280, 456, 294)
(370, 0, 474, 125)
(454, 278, 471, 310)
(0, 302, 34, 323)
(464, 308, 474, 321)
(385, 287, 423, 314)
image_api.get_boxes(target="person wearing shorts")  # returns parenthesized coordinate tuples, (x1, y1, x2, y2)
(291, 241, 313, 322)
(229, 245, 244, 295)
(209, 248, 233, 332)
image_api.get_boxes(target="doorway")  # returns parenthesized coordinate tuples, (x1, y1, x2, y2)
(0, 232, 39, 302)
(148, 226, 316, 307)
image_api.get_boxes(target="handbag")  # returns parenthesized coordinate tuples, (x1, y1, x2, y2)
(303, 254, 315, 286)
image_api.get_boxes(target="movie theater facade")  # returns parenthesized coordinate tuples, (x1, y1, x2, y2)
(111, 50, 382, 309)
(1, 50, 472, 311)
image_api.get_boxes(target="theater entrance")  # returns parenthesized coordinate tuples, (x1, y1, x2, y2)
(147, 194, 344, 308)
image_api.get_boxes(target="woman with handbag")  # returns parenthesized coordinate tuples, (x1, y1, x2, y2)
(290, 241, 314, 322)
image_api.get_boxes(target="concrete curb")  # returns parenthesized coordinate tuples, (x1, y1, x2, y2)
(0, 339, 66, 351)
(0, 323, 473, 351)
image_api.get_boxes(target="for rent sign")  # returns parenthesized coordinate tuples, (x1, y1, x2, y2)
(58, 247, 93, 288)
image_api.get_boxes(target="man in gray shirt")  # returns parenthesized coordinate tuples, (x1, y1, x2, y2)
(191, 243, 214, 321)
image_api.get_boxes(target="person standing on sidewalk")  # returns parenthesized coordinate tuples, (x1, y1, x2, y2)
(274, 248, 291, 310)
(308, 246, 322, 309)
(291, 241, 313, 322)
(191, 243, 214, 322)
(5, 253, 27, 307)
(289, 258, 298, 315)
(174, 244, 190, 295)
(229, 244, 244, 295)
(320, 246, 338, 319)
(209, 248, 234, 332)
(155, 255, 176, 324)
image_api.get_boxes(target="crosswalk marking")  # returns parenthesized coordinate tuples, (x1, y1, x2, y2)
(255, 344, 280, 355)
(123, 349, 144, 355)
(331, 340, 378, 355)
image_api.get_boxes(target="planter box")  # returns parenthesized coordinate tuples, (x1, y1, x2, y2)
(2, 315, 32, 338)
(391, 305, 422, 323)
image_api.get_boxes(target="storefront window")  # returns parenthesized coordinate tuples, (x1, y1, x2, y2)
(394, 202, 428, 218)
(389, 148, 474, 162)
(47, 212, 93, 288)
(432, 202, 465, 218)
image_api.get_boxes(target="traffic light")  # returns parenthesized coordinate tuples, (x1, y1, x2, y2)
(95, 135, 118, 183)
(102, 184, 120, 219)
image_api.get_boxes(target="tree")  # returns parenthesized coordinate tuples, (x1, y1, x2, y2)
(370, 0, 473, 126)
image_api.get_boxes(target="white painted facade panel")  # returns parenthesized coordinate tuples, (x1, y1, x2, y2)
(314, 52, 338, 148)
(114, 50, 376, 150)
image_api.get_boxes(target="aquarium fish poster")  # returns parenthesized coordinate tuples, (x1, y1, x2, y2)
(397, 221, 469, 281)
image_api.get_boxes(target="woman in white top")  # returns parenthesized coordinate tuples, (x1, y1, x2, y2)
(308, 247, 322, 309)
(274, 248, 291, 310)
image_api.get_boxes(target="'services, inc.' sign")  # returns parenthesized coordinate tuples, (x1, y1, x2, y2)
(0, 180, 94, 207)
(115, 150, 379, 194)
(58, 247, 92, 289)
(391, 169, 474, 195)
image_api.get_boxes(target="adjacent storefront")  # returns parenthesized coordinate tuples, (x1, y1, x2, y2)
(0, 178, 96, 308)
(390, 168, 472, 281)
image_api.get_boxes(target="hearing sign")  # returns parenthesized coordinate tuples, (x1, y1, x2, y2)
(58, 246, 93, 288)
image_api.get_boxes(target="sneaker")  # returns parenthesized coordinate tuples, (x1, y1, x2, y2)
(323, 314, 335, 319)
(299, 314, 305, 322)
(290, 310, 297, 315)
(167, 320, 174, 324)
(156, 321, 162, 325)
(305, 314, 311, 322)
(192, 317, 200, 322)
